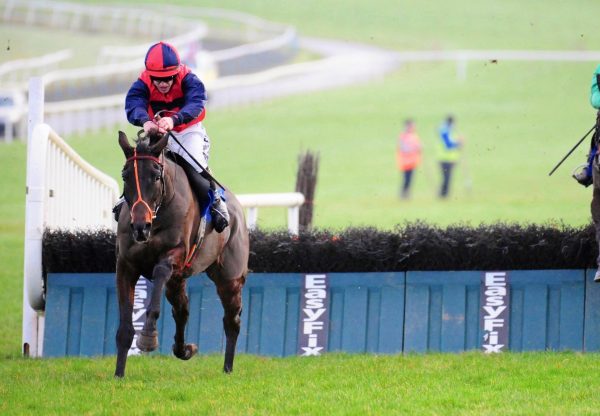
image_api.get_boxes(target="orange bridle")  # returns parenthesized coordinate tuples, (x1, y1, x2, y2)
(126, 150, 164, 223)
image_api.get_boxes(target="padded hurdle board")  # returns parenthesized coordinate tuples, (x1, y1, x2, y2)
(43, 270, 597, 357)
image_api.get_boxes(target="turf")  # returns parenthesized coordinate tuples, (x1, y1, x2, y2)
(3, 352, 600, 415)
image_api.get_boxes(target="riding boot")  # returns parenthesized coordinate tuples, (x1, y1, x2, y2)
(208, 178, 229, 233)
(112, 196, 125, 222)
(573, 164, 593, 187)
(574, 144, 598, 187)
(179, 159, 211, 215)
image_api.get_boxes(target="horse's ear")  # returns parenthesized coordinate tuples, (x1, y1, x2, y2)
(118, 131, 134, 158)
(149, 132, 169, 156)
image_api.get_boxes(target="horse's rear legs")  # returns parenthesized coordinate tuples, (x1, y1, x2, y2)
(216, 276, 245, 373)
(166, 277, 197, 360)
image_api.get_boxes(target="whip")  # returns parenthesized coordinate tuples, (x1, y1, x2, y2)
(166, 131, 226, 190)
(150, 110, 226, 190)
(548, 125, 596, 176)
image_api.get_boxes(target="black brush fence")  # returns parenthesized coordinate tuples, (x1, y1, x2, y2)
(43, 222, 598, 276)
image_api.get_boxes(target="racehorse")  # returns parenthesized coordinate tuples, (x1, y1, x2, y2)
(114, 131, 249, 378)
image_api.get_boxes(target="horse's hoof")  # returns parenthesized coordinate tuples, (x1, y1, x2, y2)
(172, 343, 198, 360)
(594, 270, 600, 283)
(136, 330, 158, 352)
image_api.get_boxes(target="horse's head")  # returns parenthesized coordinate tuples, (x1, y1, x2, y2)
(118, 131, 169, 243)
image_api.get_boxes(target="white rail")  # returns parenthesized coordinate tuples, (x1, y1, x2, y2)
(99, 26, 209, 63)
(44, 126, 120, 228)
(1, 0, 187, 37)
(392, 50, 600, 81)
(22, 78, 121, 357)
(0, 49, 72, 84)
(237, 192, 305, 235)
(24, 120, 120, 306)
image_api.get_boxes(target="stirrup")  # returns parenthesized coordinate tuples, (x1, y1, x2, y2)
(211, 198, 229, 233)
(112, 198, 125, 221)
(572, 164, 593, 187)
(211, 210, 229, 233)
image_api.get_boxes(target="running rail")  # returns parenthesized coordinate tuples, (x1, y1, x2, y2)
(237, 192, 305, 235)
(22, 78, 121, 356)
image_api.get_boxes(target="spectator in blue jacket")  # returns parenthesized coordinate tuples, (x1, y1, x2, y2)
(436, 115, 462, 198)
(117, 41, 228, 232)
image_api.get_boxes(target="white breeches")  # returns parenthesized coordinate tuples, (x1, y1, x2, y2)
(167, 123, 210, 174)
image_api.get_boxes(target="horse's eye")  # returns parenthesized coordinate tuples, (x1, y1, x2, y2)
(155, 175, 161, 182)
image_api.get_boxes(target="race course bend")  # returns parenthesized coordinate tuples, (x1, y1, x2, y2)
(208, 40, 600, 108)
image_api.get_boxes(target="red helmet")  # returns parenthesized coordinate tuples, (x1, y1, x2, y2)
(144, 41, 181, 77)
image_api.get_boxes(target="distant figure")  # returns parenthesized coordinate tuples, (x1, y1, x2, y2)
(437, 115, 462, 198)
(396, 119, 422, 199)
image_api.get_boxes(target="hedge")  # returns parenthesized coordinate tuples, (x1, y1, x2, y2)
(42, 222, 598, 275)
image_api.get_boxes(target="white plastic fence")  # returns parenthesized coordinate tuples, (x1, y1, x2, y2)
(392, 50, 600, 81)
(22, 78, 121, 357)
(2, 0, 188, 38)
(0, 49, 72, 84)
(238, 192, 305, 235)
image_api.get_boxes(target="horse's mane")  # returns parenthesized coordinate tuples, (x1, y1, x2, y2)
(134, 133, 162, 155)
(134, 139, 150, 154)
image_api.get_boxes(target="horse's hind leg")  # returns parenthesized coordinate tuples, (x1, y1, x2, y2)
(216, 276, 245, 373)
(137, 258, 173, 352)
(166, 277, 198, 360)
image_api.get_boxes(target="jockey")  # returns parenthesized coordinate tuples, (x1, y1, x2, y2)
(573, 64, 600, 187)
(118, 41, 229, 232)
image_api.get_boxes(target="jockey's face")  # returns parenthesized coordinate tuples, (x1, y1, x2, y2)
(151, 76, 175, 94)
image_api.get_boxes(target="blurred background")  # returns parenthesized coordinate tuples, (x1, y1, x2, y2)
(2, 0, 600, 231)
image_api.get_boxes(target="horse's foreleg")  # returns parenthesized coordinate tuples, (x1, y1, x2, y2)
(166, 278, 197, 360)
(216, 277, 245, 373)
(114, 265, 138, 378)
(137, 258, 173, 352)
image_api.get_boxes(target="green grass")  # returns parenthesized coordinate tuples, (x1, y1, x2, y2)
(2, 352, 600, 414)
(0, 24, 147, 66)
(116, 0, 600, 51)
(0, 141, 26, 359)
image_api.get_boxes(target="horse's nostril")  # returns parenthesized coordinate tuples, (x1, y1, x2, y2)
(144, 222, 151, 231)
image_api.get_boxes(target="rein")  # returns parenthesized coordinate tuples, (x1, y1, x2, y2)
(126, 150, 165, 221)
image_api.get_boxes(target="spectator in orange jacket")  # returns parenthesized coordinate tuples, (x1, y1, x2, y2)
(396, 119, 422, 199)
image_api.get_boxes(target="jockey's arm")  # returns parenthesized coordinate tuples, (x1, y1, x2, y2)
(171, 73, 207, 127)
(125, 79, 151, 126)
